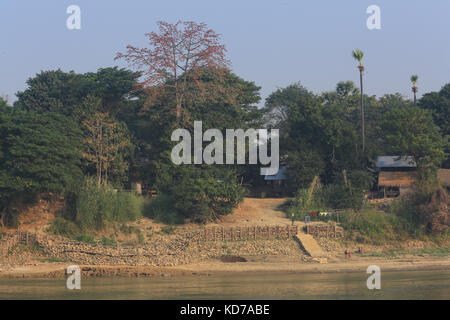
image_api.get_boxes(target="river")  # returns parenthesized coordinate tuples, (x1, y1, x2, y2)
(0, 270, 449, 299)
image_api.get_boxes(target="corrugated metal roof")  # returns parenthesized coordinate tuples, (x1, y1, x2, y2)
(378, 171, 418, 187)
(264, 167, 288, 180)
(376, 156, 416, 168)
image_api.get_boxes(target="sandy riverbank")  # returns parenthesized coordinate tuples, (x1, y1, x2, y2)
(1, 255, 449, 279)
(1, 198, 448, 279)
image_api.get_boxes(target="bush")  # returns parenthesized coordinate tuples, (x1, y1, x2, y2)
(114, 191, 143, 222)
(144, 194, 184, 225)
(75, 178, 143, 230)
(75, 233, 95, 244)
(321, 184, 363, 210)
(156, 164, 244, 222)
(340, 209, 394, 244)
(287, 184, 325, 221)
(101, 236, 116, 246)
(49, 218, 79, 236)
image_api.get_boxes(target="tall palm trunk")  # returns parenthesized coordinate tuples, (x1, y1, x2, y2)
(358, 65, 365, 154)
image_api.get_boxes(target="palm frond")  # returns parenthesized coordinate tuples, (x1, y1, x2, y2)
(352, 49, 364, 65)
(410, 74, 418, 84)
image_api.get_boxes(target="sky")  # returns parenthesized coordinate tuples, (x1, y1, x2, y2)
(1, 0, 449, 106)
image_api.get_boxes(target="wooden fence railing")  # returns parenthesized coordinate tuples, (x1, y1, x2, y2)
(194, 225, 298, 242)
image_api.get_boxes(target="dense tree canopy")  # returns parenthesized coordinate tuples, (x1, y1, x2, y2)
(0, 108, 82, 227)
(15, 67, 140, 118)
(381, 106, 446, 169)
(419, 83, 450, 168)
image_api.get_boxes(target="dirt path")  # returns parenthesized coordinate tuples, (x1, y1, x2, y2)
(206, 198, 292, 227)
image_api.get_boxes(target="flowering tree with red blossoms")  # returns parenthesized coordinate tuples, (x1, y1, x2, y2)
(115, 21, 230, 122)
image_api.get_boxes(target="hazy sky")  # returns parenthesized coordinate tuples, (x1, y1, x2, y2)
(1, 0, 449, 105)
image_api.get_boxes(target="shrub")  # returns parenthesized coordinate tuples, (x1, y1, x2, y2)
(75, 233, 95, 244)
(287, 186, 325, 221)
(144, 194, 184, 224)
(74, 178, 143, 230)
(114, 191, 144, 222)
(321, 184, 363, 210)
(49, 218, 79, 236)
(101, 236, 116, 246)
(340, 209, 394, 244)
(156, 163, 244, 222)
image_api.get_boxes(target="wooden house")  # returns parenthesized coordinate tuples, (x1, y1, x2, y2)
(376, 156, 417, 197)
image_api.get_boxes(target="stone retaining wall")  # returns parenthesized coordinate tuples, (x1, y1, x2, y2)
(305, 224, 344, 238)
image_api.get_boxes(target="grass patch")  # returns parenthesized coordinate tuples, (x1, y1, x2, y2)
(101, 236, 116, 246)
(48, 218, 80, 237)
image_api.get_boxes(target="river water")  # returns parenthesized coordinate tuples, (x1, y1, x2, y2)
(0, 270, 449, 299)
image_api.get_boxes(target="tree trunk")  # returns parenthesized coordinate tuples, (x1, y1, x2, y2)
(0, 207, 6, 229)
(176, 103, 181, 121)
(359, 67, 365, 155)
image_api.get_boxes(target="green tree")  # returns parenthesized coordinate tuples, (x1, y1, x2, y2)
(138, 68, 261, 221)
(419, 83, 450, 135)
(0, 109, 82, 227)
(15, 67, 140, 118)
(0, 97, 8, 110)
(381, 106, 446, 169)
(418, 83, 450, 168)
(81, 96, 132, 187)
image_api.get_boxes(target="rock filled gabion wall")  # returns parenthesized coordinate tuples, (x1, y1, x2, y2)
(305, 224, 344, 238)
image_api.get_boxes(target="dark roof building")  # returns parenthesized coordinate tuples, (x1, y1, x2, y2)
(378, 171, 418, 188)
(376, 156, 416, 169)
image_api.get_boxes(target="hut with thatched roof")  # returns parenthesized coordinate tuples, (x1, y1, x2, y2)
(376, 156, 417, 197)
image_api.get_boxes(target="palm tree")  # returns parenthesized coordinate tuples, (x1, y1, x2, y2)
(352, 49, 365, 153)
(410, 75, 419, 105)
